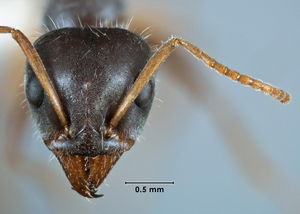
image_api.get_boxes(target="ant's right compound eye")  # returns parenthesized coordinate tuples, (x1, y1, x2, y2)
(26, 75, 44, 108)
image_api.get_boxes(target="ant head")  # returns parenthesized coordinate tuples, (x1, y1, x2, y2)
(25, 27, 155, 197)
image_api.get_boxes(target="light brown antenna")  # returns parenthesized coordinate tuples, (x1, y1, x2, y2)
(109, 37, 291, 128)
(0, 26, 69, 129)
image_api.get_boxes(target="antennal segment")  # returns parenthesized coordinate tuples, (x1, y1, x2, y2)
(0, 26, 69, 130)
(109, 37, 291, 128)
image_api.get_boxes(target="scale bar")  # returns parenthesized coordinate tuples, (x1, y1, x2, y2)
(125, 181, 175, 185)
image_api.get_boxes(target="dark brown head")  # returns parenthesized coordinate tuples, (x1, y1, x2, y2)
(25, 27, 155, 197)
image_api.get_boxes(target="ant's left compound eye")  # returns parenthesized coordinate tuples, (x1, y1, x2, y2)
(134, 80, 154, 108)
(26, 75, 44, 108)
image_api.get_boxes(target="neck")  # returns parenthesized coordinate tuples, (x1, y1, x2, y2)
(43, 0, 126, 31)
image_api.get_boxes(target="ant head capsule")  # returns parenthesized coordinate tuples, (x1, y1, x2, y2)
(25, 27, 155, 197)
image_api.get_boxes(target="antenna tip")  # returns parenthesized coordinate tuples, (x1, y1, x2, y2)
(280, 93, 291, 104)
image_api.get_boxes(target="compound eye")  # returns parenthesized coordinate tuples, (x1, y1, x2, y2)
(26, 75, 44, 108)
(134, 80, 154, 108)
